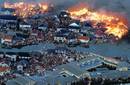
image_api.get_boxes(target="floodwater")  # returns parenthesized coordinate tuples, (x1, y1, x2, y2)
(0, 42, 130, 59)
(73, 42, 130, 59)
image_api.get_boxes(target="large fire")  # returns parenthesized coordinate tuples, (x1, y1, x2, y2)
(68, 4, 128, 39)
(4, 2, 49, 18)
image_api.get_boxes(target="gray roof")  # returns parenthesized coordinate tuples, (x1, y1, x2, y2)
(77, 54, 103, 70)
(57, 62, 86, 78)
(6, 76, 36, 85)
(0, 15, 17, 20)
(90, 70, 130, 79)
(0, 8, 15, 12)
(43, 70, 78, 85)
(117, 61, 130, 68)
(6, 80, 19, 85)
(79, 58, 103, 70)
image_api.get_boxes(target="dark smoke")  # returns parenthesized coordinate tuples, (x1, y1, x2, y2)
(3, 0, 130, 25)
(2, 0, 130, 27)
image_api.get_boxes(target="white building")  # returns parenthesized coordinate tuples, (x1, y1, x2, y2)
(69, 23, 81, 33)
(19, 22, 31, 31)
(17, 65, 23, 72)
(38, 24, 48, 31)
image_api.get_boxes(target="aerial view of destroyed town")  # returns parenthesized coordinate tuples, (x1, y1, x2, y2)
(1, 0, 130, 85)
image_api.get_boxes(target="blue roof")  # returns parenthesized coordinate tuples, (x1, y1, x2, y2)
(84, 22, 92, 27)
(0, 15, 17, 20)
(66, 35, 76, 39)
(80, 58, 103, 70)
(55, 33, 67, 37)
(18, 60, 29, 65)
(0, 8, 15, 12)
(90, 70, 130, 79)
(8, 22, 16, 24)
(59, 29, 70, 34)
(14, 36, 24, 41)
(20, 22, 30, 25)
(55, 30, 70, 37)
(6, 52, 17, 55)
(39, 23, 48, 27)
(17, 52, 30, 57)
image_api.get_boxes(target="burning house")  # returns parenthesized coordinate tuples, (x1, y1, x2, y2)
(68, 4, 128, 39)
(4, 2, 49, 18)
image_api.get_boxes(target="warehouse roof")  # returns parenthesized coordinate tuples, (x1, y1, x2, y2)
(0, 15, 17, 20)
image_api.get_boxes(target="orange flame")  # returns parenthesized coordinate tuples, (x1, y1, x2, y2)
(4, 2, 49, 18)
(68, 4, 128, 39)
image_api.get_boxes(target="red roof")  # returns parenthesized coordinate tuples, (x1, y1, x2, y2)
(78, 36, 89, 40)
(95, 30, 104, 36)
(0, 66, 10, 72)
(4, 35, 13, 40)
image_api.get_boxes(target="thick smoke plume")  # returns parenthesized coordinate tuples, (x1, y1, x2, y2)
(54, 0, 130, 28)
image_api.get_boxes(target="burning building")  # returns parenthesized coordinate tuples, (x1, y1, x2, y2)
(3, 2, 49, 18)
(1, 1, 129, 40)
(68, 3, 129, 39)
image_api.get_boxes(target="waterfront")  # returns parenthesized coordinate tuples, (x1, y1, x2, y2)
(73, 41, 130, 59)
